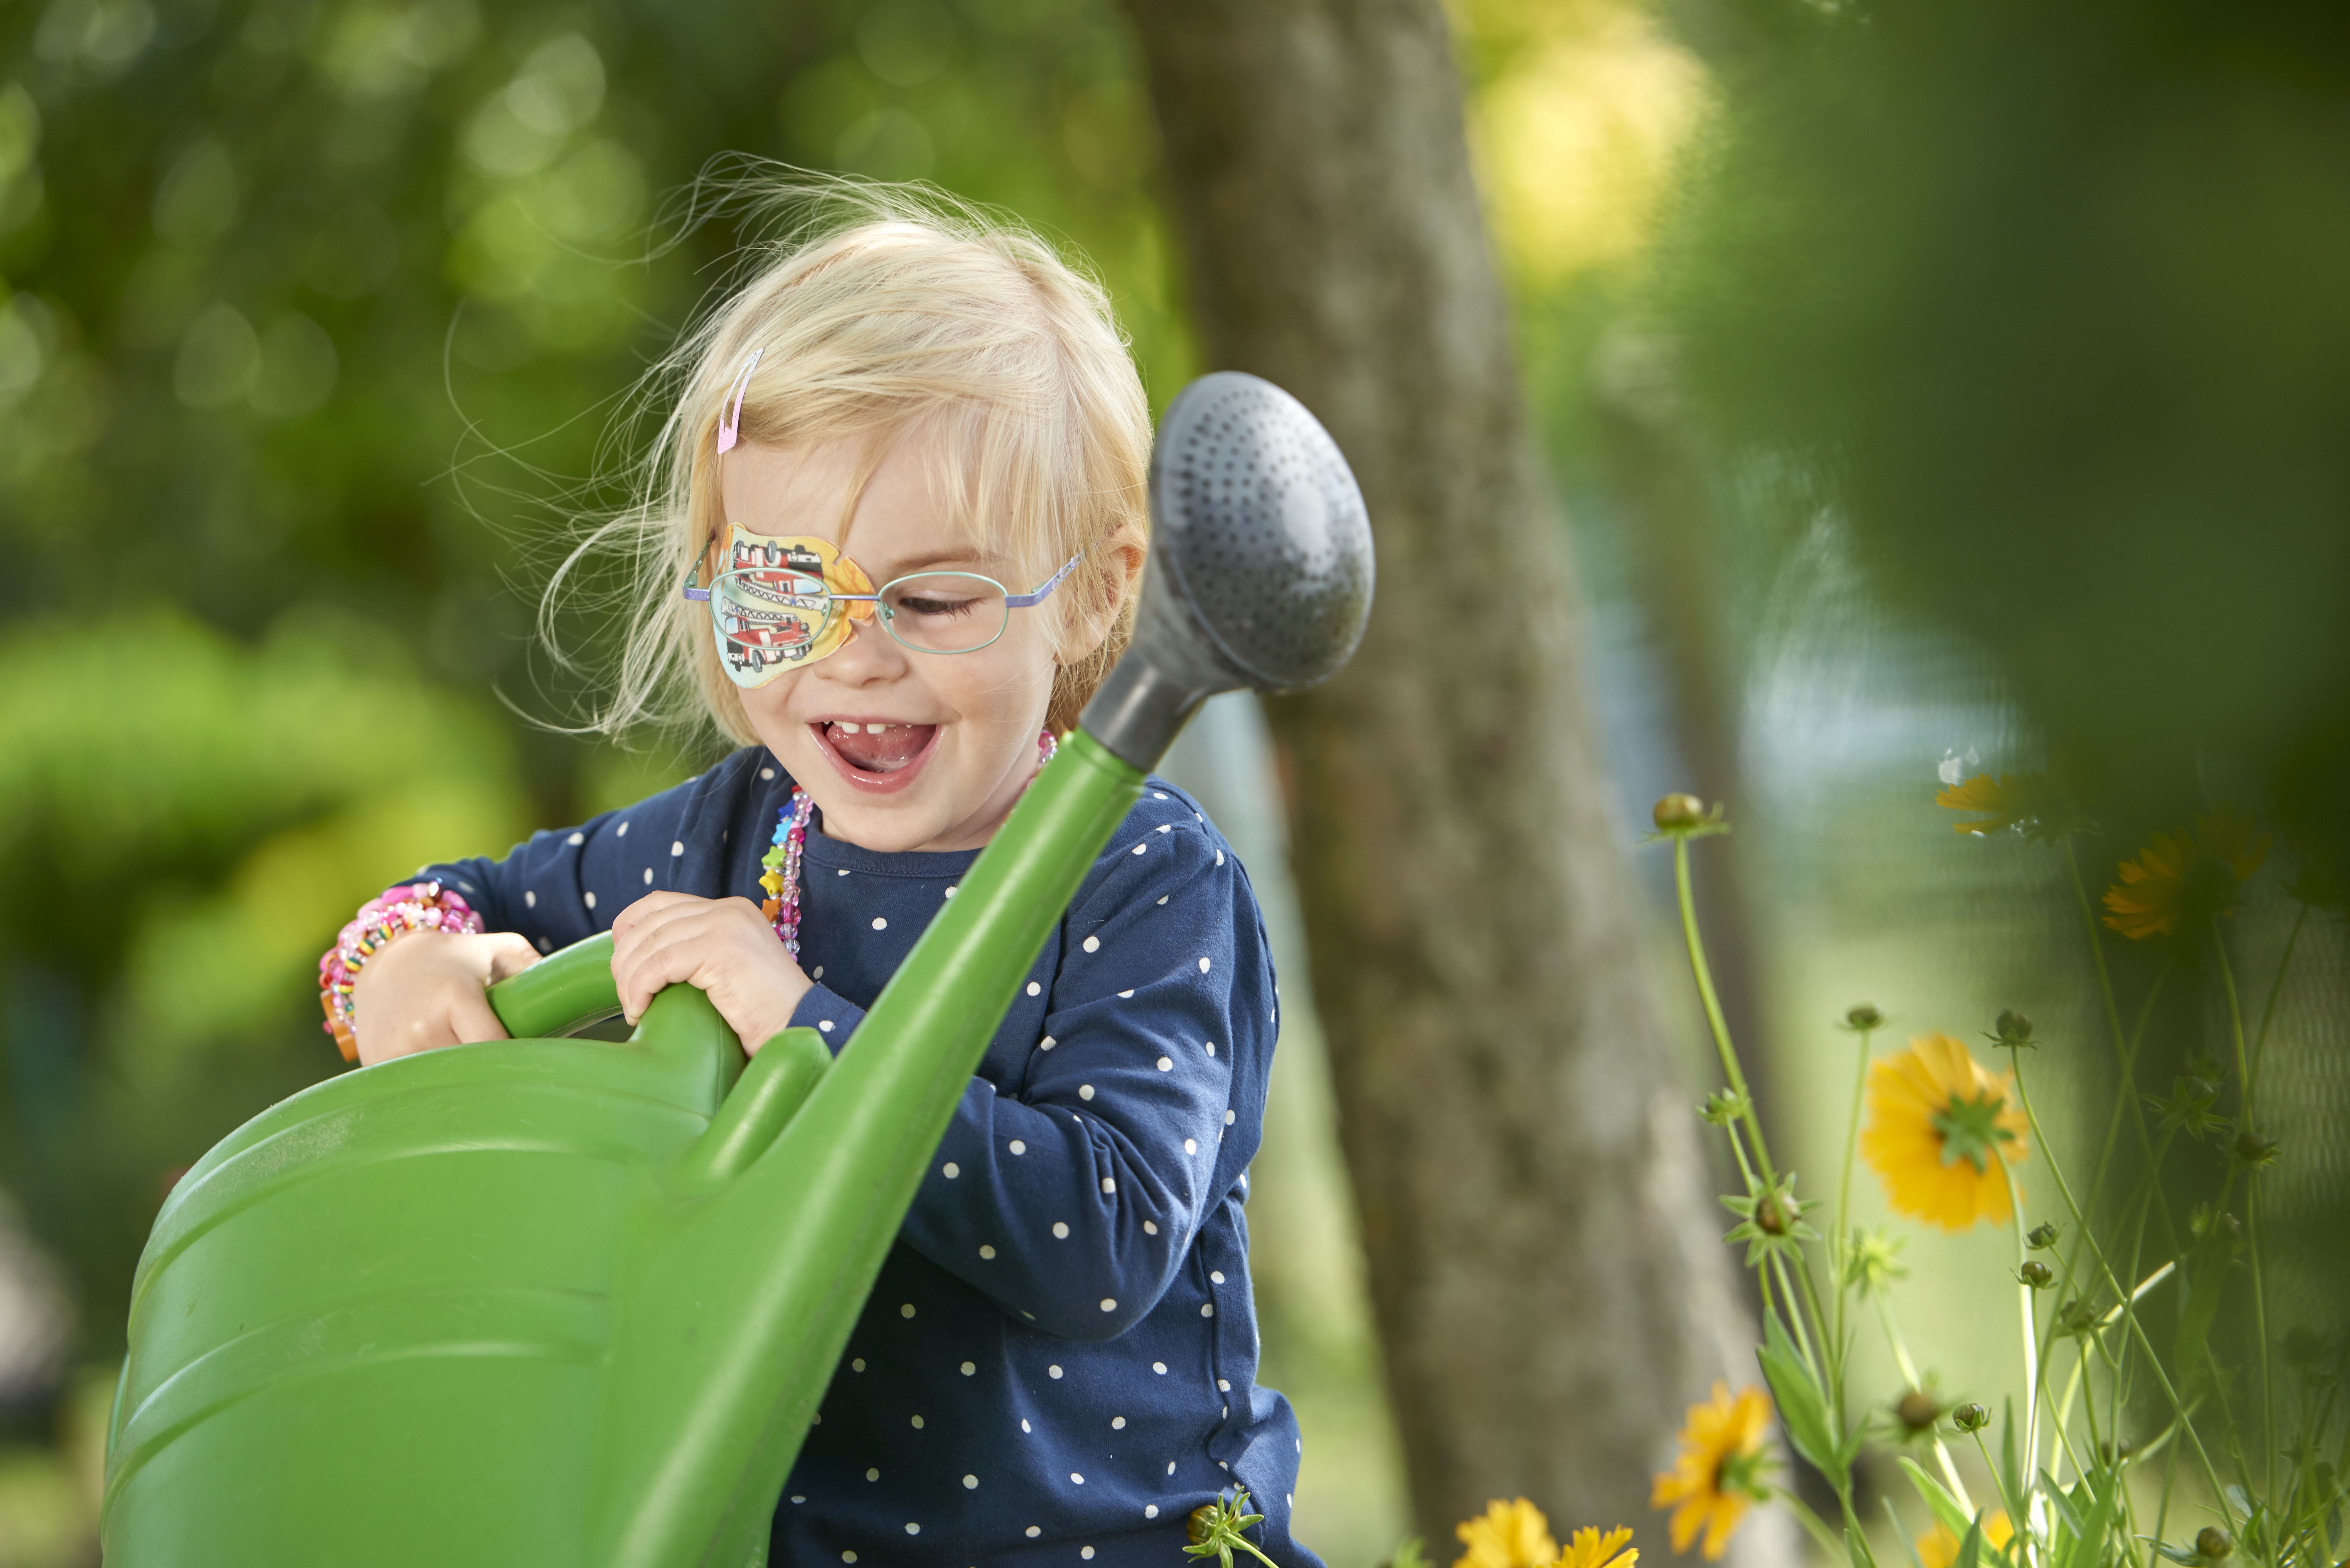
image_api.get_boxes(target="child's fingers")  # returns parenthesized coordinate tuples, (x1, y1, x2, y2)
(610, 889, 700, 941)
(444, 983, 511, 1048)
(611, 911, 715, 1024)
(482, 932, 542, 984)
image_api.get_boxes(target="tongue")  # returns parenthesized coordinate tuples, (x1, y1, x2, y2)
(832, 724, 933, 773)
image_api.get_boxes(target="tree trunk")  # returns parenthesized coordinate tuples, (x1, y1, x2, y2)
(1124, 0, 1771, 1545)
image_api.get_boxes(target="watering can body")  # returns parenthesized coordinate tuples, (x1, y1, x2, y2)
(102, 979, 747, 1566)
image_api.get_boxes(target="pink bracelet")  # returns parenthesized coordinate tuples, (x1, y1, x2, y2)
(317, 882, 483, 1062)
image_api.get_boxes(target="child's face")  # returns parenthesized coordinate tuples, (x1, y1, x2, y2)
(716, 429, 1068, 854)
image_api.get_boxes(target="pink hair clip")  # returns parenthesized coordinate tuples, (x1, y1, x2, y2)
(716, 347, 764, 454)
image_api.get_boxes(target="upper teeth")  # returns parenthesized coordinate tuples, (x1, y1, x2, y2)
(834, 722, 896, 734)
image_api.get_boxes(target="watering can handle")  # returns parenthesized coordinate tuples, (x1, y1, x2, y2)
(485, 932, 629, 1041)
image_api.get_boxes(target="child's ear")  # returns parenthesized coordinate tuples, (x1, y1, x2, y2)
(1061, 527, 1146, 662)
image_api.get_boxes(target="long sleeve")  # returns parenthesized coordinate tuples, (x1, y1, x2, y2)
(393, 756, 767, 955)
(807, 805, 1271, 1341)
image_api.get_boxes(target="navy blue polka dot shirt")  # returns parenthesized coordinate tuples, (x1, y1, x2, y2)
(408, 746, 1321, 1567)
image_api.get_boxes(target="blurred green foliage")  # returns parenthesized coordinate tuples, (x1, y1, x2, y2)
(1659, 0, 2350, 871)
(0, 0, 1185, 1403)
(1655, 0, 2350, 1475)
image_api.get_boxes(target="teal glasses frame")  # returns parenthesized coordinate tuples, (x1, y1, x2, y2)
(682, 551, 1084, 656)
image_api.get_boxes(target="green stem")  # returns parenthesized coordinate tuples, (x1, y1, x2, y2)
(2117, 1301, 2240, 1527)
(2212, 927, 2277, 1500)
(1833, 1023, 1876, 1422)
(2065, 840, 2181, 1259)
(1775, 1486, 1848, 1561)
(1875, 1291, 1975, 1511)
(2248, 1176, 2277, 1505)
(2001, 1160, 2042, 1479)
(1842, 1497, 1875, 1568)
(2245, 904, 2308, 1115)
(2150, 1421, 2181, 1568)
(1970, 1430, 2026, 1550)
(1675, 836, 1775, 1184)
(1772, 1250, 1824, 1374)
(2077, 961, 2173, 1261)
(2066, 837, 2130, 1061)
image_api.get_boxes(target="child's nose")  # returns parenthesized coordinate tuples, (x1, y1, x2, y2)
(824, 613, 903, 677)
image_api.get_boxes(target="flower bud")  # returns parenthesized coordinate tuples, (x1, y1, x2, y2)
(1189, 1506, 1219, 1546)
(1653, 793, 1707, 831)
(1895, 1389, 1943, 1434)
(1844, 1003, 1884, 1032)
(1993, 1010, 2034, 1047)
(2018, 1261, 2054, 1289)
(2196, 1528, 2233, 1560)
(1952, 1402, 1990, 1433)
(2026, 1220, 2061, 1250)
(2057, 1298, 2100, 1337)
(1701, 1088, 1750, 1125)
(2232, 1127, 2280, 1168)
(1755, 1195, 1790, 1236)
(2098, 1439, 2134, 1466)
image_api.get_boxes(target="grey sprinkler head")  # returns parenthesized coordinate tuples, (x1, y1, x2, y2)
(1080, 371, 1374, 772)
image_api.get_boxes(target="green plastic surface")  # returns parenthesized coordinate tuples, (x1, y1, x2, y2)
(101, 730, 1145, 1566)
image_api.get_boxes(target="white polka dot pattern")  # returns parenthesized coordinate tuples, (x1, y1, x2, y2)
(451, 763, 1301, 1546)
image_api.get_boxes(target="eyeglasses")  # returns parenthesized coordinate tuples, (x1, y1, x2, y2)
(691, 348, 1081, 688)
(683, 529, 1083, 687)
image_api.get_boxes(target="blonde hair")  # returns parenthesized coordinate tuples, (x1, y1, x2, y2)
(550, 181, 1150, 745)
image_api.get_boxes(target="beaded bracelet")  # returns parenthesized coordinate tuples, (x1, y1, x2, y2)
(316, 881, 483, 1063)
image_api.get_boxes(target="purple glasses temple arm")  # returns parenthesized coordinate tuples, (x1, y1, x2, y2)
(1005, 553, 1083, 609)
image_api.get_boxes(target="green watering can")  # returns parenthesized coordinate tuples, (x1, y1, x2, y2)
(100, 372, 1371, 1568)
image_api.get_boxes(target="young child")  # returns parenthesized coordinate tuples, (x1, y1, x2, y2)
(315, 205, 1321, 1566)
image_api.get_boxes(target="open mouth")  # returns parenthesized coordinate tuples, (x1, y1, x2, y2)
(812, 720, 941, 793)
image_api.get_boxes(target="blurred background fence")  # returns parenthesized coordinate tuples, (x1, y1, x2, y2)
(4, 0, 2346, 1563)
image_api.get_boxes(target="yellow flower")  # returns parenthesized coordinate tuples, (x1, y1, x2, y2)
(1917, 1511, 2016, 1568)
(1556, 1526, 1639, 1568)
(2102, 812, 2270, 940)
(1651, 1382, 1773, 1560)
(1455, 1499, 1558, 1568)
(1937, 772, 2045, 836)
(1861, 1035, 2029, 1231)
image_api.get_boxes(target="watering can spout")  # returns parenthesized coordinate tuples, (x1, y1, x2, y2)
(100, 373, 1370, 1568)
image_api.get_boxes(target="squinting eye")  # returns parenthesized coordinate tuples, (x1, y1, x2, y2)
(896, 595, 980, 618)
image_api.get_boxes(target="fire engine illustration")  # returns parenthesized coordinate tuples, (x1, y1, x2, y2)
(719, 539, 830, 675)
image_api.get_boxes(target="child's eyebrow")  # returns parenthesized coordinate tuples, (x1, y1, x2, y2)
(880, 548, 1008, 576)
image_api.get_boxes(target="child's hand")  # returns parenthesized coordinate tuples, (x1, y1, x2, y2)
(351, 930, 542, 1067)
(609, 893, 814, 1054)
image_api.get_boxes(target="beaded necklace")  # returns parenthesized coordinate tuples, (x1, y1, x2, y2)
(757, 729, 1059, 956)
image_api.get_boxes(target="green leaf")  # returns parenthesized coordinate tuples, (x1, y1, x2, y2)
(2039, 1469, 2088, 1541)
(1953, 1517, 1985, 1568)
(1886, 1500, 1930, 1568)
(2137, 1539, 2202, 1565)
(2000, 1399, 2023, 1514)
(1758, 1308, 1841, 1481)
(1847, 1524, 1882, 1568)
(1898, 1457, 1976, 1544)
(2068, 1471, 2119, 1568)
(2174, 1242, 2231, 1373)
(1837, 1421, 1871, 1476)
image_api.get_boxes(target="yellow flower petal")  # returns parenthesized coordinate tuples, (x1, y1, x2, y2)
(1917, 1511, 2015, 1568)
(1556, 1526, 1639, 1568)
(1861, 1034, 2028, 1232)
(1457, 1498, 1560, 1568)
(1650, 1384, 1771, 1561)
